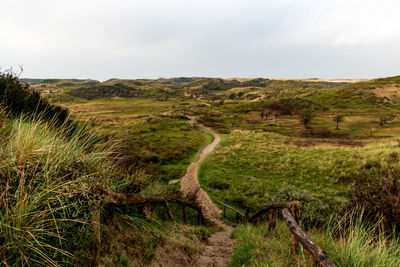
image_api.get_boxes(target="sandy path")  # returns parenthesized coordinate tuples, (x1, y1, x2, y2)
(179, 117, 234, 267)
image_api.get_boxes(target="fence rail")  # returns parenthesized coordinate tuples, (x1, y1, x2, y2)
(90, 189, 205, 248)
(217, 200, 335, 267)
(282, 208, 334, 267)
(218, 200, 246, 223)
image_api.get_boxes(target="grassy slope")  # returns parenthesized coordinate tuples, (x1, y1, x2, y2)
(31, 75, 400, 265)
(199, 129, 400, 225)
(61, 98, 212, 183)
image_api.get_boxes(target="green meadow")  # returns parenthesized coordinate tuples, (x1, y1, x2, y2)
(199, 129, 400, 225)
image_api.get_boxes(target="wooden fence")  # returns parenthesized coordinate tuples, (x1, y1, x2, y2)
(219, 200, 334, 267)
(89, 188, 334, 267)
(90, 189, 205, 247)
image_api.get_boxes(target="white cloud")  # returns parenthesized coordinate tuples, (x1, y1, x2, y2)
(0, 0, 399, 79)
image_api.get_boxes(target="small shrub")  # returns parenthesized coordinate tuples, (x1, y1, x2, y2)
(351, 170, 400, 230)
(207, 180, 230, 190)
(266, 103, 293, 115)
(333, 114, 345, 130)
(297, 109, 315, 129)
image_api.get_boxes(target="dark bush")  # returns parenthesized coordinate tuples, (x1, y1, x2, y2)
(208, 180, 230, 190)
(266, 103, 293, 115)
(0, 70, 69, 125)
(351, 170, 400, 230)
(246, 94, 259, 100)
(229, 196, 248, 207)
(228, 93, 236, 99)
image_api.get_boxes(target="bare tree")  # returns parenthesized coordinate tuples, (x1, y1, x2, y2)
(333, 115, 344, 130)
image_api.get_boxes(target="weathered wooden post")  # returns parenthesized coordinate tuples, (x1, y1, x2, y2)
(282, 208, 334, 267)
(89, 202, 101, 247)
(182, 205, 187, 224)
(164, 199, 175, 221)
(268, 209, 277, 230)
(197, 210, 202, 225)
(290, 201, 300, 254)
(223, 206, 226, 218)
(243, 208, 250, 224)
(143, 205, 152, 220)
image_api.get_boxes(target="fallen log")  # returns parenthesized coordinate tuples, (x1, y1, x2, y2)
(282, 208, 335, 267)
(95, 188, 200, 212)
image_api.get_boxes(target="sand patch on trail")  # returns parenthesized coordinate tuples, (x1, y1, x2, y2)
(154, 117, 235, 267)
(180, 119, 222, 222)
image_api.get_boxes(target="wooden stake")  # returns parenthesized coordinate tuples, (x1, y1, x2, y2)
(164, 199, 175, 221)
(268, 209, 277, 230)
(290, 201, 300, 254)
(243, 208, 250, 224)
(182, 205, 187, 224)
(197, 210, 202, 225)
(89, 202, 101, 247)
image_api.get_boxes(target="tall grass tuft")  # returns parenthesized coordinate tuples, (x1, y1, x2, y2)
(325, 210, 400, 267)
(0, 111, 127, 265)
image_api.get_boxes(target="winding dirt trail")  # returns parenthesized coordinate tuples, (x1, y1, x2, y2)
(179, 117, 235, 267)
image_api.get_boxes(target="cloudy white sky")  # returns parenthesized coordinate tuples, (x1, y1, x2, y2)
(1, 0, 400, 80)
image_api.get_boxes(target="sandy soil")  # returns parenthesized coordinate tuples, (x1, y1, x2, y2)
(161, 117, 235, 267)
(181, 118, 234, 267)
(372, 84, 400, 98)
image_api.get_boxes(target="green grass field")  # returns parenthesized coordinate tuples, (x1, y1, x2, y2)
(199, 129, 400, 225)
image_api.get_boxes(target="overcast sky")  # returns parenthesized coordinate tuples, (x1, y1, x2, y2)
(1, 0, 400, 80)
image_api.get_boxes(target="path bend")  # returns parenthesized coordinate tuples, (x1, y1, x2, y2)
(179, 117, 234, 267)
